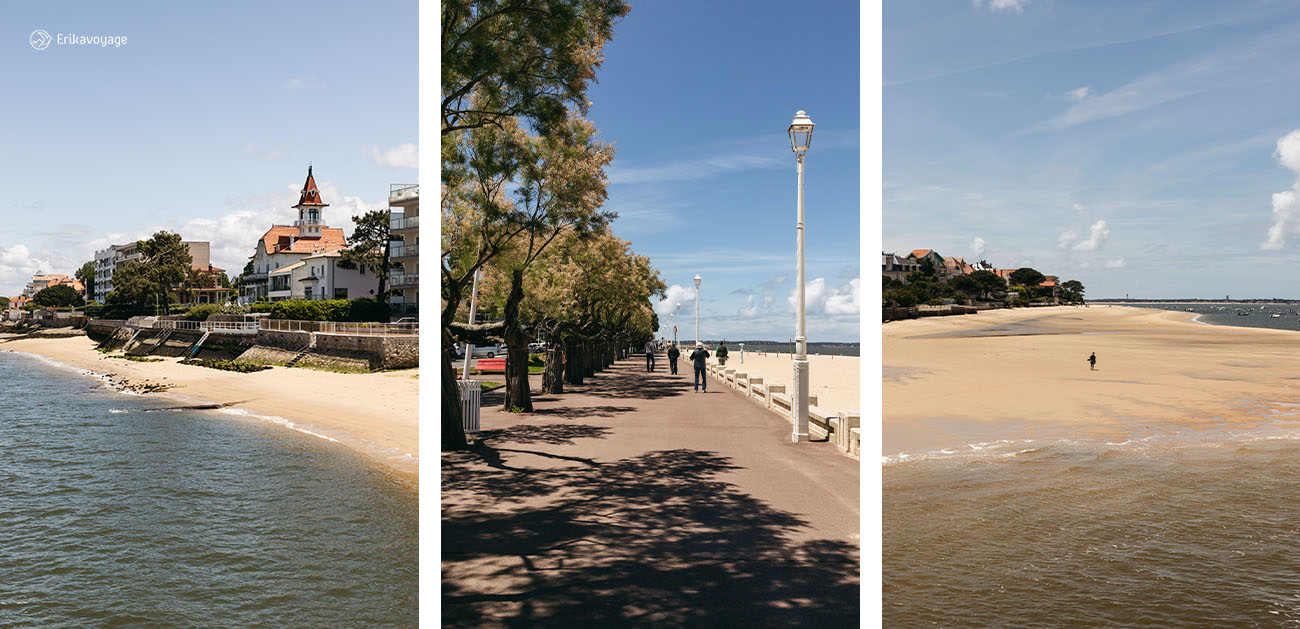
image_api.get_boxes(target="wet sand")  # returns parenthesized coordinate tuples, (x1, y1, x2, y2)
(2, 334, 418, 485)
(884, 305, 1300, 458)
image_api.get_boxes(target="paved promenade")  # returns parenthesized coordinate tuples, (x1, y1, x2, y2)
(441, 356, 860, 627)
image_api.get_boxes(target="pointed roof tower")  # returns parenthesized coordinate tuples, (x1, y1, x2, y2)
(293, 165, 330, 238)
(294, 164, 330, 209)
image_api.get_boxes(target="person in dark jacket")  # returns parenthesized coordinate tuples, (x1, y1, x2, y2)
(689, 342, 710, 392)
(667, 343, 681, 374)
(717, 340, 729, 366)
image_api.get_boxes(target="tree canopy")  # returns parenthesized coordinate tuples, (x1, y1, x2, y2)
(1008, 267, 1046, 287)
(33, 284, 84, 308)
(75, 261, 96, 302)
(106, 231, 192, 310)
(338, 209, 395, 300)
(442, 0, 630, 136)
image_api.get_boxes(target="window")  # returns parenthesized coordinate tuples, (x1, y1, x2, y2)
(334, 288, 348, 299)
(304, 286, 313, 300)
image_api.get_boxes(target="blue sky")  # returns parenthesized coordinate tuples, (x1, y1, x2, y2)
(0, 1, 416, 296)
(586, 0, 861, 342)
(885, 0, 1300, 299)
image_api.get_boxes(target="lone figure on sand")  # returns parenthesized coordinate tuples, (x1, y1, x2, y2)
(667, 342, 680, 375)
(645, 340, 657, 372)
(1088, 352, 1097, 371)
(717, 340, 729, 367)
(690, 342, 710, 392)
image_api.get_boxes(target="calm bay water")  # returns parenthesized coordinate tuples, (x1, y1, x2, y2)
(1119, 301, 1300, 333)
(885, 437, 1300, 626)
(0, 351, 416, 627)
(886, 309, 1300, 626)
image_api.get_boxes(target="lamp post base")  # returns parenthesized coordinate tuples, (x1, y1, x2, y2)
(791, 358, 810, 442)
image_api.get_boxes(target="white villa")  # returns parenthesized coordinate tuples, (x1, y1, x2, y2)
(268, 249, 382, 301)
(240, 166, 350, 303)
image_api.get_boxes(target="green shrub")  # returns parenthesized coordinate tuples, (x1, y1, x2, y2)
(247, 301, 274, 313)
(219, 303, 249, 315)
(267, 298, 391, 322)
(185, 304, 220, 321)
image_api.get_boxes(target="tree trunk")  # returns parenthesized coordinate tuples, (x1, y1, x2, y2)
(502, 269, 532, 412)
(442, 329, 467, 450)
(584, 342, 596, 378)
(542, 345, 564, 394)
(565, 339, 584, 385)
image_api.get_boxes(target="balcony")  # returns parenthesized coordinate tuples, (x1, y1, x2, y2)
(390, 273, 419, 288)
(294, 218, 322, 227)
(390, 244, 419, 259)
(389, 184, 418, 204)
(242, 272, 268, 283)
(390, 215, 419, 232)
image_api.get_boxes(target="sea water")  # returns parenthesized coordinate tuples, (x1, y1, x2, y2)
(0, 351, 416, 626)
(885, 422, 1300, 625)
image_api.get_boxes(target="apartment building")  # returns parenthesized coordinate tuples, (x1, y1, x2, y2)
(388, 183, 418, 318)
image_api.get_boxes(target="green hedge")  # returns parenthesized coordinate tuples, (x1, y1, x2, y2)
(267, 298, 390, 322)
(185, 304, 220, 321)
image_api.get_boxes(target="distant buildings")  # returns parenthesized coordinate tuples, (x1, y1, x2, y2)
(388, 184, 419, 318)
(882, 252, 919, 284)
(94, 240, 214, 300)
(21, 274, 83, 299)
(886, 247, 1061, 304)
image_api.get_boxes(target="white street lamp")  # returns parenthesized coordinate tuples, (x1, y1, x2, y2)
(693, 274, 702, 346)
(674, 301, 680, 346)
(789, 109, 814, 443)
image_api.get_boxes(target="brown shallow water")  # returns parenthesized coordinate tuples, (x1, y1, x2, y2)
(885, 434, 1300, 627)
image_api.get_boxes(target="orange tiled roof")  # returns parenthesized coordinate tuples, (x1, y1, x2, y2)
(256, 225, 348, 255)
(909, 249, 933, 259)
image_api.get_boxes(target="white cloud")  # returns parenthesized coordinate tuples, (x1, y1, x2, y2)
(973, 0, 1030, 13)
(970, 237, 986, 256)
(1065, 86, 1093, 102)
(283, 76, 325, 90)
(1072, 202, 1085, 213)
(1104, 258, 1127, 268)
(1072, 219, 1110, 251)
(1057, 227, 1080, 250)
(364, 143, 419, 169)
(0, 244, 56, 296)
(655, 283, 698, 320)
(1261, 130, 1300, 250)
(786, 277, 860, 316)
(739, 295, 758, 317)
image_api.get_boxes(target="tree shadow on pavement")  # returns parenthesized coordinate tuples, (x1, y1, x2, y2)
(442, 445, 860, 627)
(581, 370, 692, 401)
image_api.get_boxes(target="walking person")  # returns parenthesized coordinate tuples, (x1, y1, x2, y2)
(667, 342, 680, 375)
(645, 339, 656, 372)
(1088, 352, 1096, 371)
(717, 340, 729, 367)
(690, 342, 710, 392)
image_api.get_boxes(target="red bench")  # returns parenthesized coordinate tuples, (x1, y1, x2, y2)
(457, 357, 507, 377)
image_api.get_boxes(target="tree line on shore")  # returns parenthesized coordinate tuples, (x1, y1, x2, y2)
(883, 258, 1085, 307)
(442, 0, 653, 450)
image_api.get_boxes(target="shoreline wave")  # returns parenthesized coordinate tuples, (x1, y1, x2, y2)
(3, 349, 413, 468)
(884, 423, 1300, 467)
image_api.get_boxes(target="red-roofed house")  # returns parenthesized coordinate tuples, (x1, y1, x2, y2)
(240, 166, 351, 303)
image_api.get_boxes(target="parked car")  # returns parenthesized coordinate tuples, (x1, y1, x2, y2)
(472, 343, 505, 358)
(527, 342, 547, 353)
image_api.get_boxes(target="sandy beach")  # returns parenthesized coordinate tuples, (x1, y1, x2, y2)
(1, 333, 418, 485)
(884, 305, 1300, 458)
(706, 352, 859, 414)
